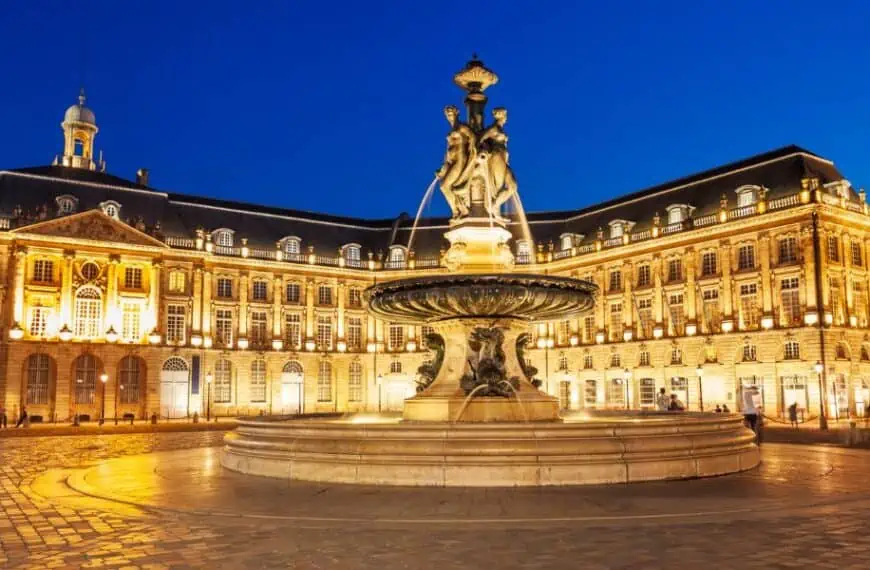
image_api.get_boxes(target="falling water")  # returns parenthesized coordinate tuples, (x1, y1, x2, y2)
(508, 193, 535, 261)
(407, 177, 439, 252)
(452, 384, 490, 423)
(498, 381, 530, 423)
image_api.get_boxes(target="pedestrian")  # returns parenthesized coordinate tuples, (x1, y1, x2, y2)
(742, 387, 762, 440)
(668, 394, 685, 411)
(788, 402, 799, 429)
(0, 403, 6, 428)
(14, 406, 27, 428)
(722, 404, 730, 413)
(715, 404, 722, 413)
(655, 387, 669, 411)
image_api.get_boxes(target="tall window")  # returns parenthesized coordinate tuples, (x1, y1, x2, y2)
(610, 223, 624, 239)
(561, 235, 573, 250)
(742, 342, 757, 362)
(584, 379, 597, 407)
(29, 307, 50, 337)
(166, 305, 186, 344)
(739, 283, 759, 329)
(702, 289, 720, 333)
(348, 361, 363, 402)
(389, 248, 406, 267)
(670, 346, 683, 365)
(516, 241, 531, 264)
(609, 303, 623, 341)
(215, 309, 233, 347)
(316, 315, 333, 349)
(854, 282, 868, 327)
(214, 230, 233, 247)
(737, 188, 756, 207)
(637, 264, 651, 287)
(250, 311, 268, 346)
(779, 237, 798, 264)
(701, 252, 717, 276)
(285, 282, 300, 303)
(317, 360, 332, 401)
(852, 241, 863, 267)
(284, 238, 301, 256)
(348, 288, 362, 307)
(667, 259, 682, 282)
(557, 320, 570, 345)
(389, 324, 404, 351)
(168, 270, 186, 293)
(26, 354, 51, 405)
(74, 287, 102, 338)
(737, 244, 755, 271)
(250, 360, 266, 402)
(32, 259, 54, 283)
(583, 316, 595, 344)
(827, 235, 840, 263)
(639, 350, 651, 367)
(421, 325, 435, 346)
(609, 379, 625, 408)
(124, 267, 143, 289)
(318, 284, 333, 305)
(252, 280, 268, 301)
(344, 245, 361, 266)
(781, 277, 801, 326)
(829, 277, 844, 324)
(558, 354, 569, 371)
(784, 340, 800, 360)
(347, 317, 362, 350)
(284, 313, 302, 349)
(667, 207, 684, 225)
(639, 378, 656, 408)
(637, 298, 653, 338)
(119, 356, 141, 404)
(216, 277, 233, 298)
(608, 270, 622, 292)
(74, 354, 98, 404)
(121, 302, 141, 341)
(668, 293, 685, 335)
(609, 353, 621, 368)
(390, 360, 403, 374)
(583, 354, 593, 369)
(214, 359, 232, 403)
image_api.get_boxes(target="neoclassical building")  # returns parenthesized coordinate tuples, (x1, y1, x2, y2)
(1, 93, 868, 423)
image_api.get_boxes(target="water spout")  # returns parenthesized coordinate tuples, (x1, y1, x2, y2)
(498, 381, 529, 423)
(407, 177, 439, 252)
(508, 193, 535, 259)
(452, 383, 490, 423)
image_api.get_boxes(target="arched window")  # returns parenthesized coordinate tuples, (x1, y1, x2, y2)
(26, 354, 52, 405)
(74, 286, 102, 338)
(80, 261, 99, 281)
(388, 247, 406, 268)
(283, 237, 301, 256)
(317, 360, 332, 402)
(213, 359, 232, 403)
(736, 185, 760, 208)
(213, 230, 234, 248)
(162, 357, 189, 372)
(101, 201, 121, 220)
(343, 244, 361, 265)
(74, 354, 98, 404)
(670, 346, 683, 365)
(583, 354, 593, 369)
(560, 234, 573, 251)
(250, 360, 266, 402)
(609, 353, 621, 368)
(348, 361, 363, 402)
(283, 360, 303, 376)
(390, 360, 403, 374)
(742, 341, 757, 362)
(119, 356, 142, 404)
(56, 195, 78, 215)
(784, 340, 800, 360)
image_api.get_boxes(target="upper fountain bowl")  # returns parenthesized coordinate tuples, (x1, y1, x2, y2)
(366, 274, 598, 324)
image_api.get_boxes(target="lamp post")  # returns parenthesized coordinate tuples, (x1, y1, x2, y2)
(73, 378, 83, 426)
(696, 365, 704, 411)
(377, 374, 383, 412)
(814, 361, 827, 430)
(622, 368, 631, 410)
(99, 372, 108, 426)
(115, 380, 121, 425)
(206, 372, 213, 422)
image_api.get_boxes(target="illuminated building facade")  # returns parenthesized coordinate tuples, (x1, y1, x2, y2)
(1, 93, 868, 423)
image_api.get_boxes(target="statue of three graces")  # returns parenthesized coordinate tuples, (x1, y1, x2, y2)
(436, 104, 519, 220)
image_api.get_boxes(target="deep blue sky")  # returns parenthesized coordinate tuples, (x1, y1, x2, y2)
(3, 1, 869, 219)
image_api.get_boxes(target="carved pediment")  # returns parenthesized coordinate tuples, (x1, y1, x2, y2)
(11, 210, 168, 248)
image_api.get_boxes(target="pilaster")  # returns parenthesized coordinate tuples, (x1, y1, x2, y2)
(759, 233, 772, 314)
(201, 268, 212, 334)
(106, 255, 120, 331)
(192, 266, 203, 332)
(720, 241, 733, 316)
(337, 281, 346, 339)
(60, 251, 75, 328)
(12, 247, 26, 324)
(272, 276, 282, 337)
(239, 272, 249, 336)
(801, 226, 817, 311)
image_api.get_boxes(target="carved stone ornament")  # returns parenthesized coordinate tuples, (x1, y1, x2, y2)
(11, 209, 167, 248)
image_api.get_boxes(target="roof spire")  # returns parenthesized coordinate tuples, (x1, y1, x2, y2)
(78, 87, 86, 106)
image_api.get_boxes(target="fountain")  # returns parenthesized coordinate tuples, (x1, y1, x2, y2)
(222, 58, 760, 486)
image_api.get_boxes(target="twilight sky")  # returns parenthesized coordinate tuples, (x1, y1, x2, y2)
(2, 1, 869, 219)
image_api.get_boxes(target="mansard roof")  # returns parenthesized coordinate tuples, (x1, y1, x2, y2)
(0, 145, 848, 260)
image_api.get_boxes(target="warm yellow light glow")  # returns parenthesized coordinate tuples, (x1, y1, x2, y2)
(824, 312, 833, 325)
(595, 332, 605, 344)
(850, 315, 858, 327)
(305, 338, 316, 351)
(652, 326, 663, 339)
(8, 323, 24, 340)
(105, 326, 119, 343)
(336, 339, 347, 352)
(206, 372, 213, 384)
(623, 330, 633, 342)
(100, 372, 108, 383)
(813, 361, 823, 374)
(366, 341, 377, 353)
(203, 336, 213, 348)
(804, 312, 818, 325)
(569, 334, 579, 346)
(147, 329, 161, 344)
(58, 324, 73, 342)
(190, 333, 203, 347)
(536, 337, 546, 349)
(760, 316, 774, 330)
(406, 340, 416, 352)
(237, 337, 249, 350)
(721, 320, 734, 333)
(685, 323, 697, 336)
(272, 338, 284, 351)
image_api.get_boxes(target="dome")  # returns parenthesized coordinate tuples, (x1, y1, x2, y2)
(63, 91, 96, 125)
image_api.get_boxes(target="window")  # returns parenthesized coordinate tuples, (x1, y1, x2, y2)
(33, 260, 54, 283)
(781, 277, 801, 326)
(558, 354, 569, 371)
(252, 280, 268, 302)
(102, 202, 120, 219)
(742, 342, 757, 362)
(829, 277, 844, 325)
(318, 284, 333, 306)
(517, 241, 531, 264)
(347, 317, 362, 350)
(784, 340, 800, 360)
(637, 298, 653, 338)
(121, 302, 141, 342)
(827, 235, 840, 263)
(317, 360, 332, 401)
(344, 245, 361, 266)
(583, 316, 595, 344)
(609, 379, 625, 408)
(81, 262, 99, 281)
(286, 282, 300, 303)
(739, 283, 759, 329)
(862, 346, 870, 362)
(667, 259, 682, 282)
(119, 356, 141, 404)
(854, 283, 868, 327)
(389, 248, 406, 267)
(667, 207, 684, 225)
(420, 326, 435, 347)
(284, 238, 301, 256)
(166, 305, 186, 344)
(639, 350, 650, 367)
(390, 360, 403, 374)
(168, 271, 185, 293)
(639, 378, 656, 408)
(737, 244, 755, 271)
(348, 288, 362, 307)
(348, 361, 363, 402)
(584, 379, 597, 407)
(74, 354, 98, 405)
(250, 311, 268, 347)
(701, 252, 717, 277)
(250, 360, 266, 402)
(389, 324, 404, 351)
(124, 267, 143, 289)
(609, 353, 621, 368)
(26, 354, 51, 405)
(779, 237, 798, 264)
(284, 313, 302, 348)
(214, 230, 233, 248)
(670, 346, 683, 365)
(836, 343, 848, 360)
(609, 303, 623, 342)
(610, 223, 624, 239)
(583, 354, 593, 369)
(608, 270, 622, 292)
(74, 286, 102, 338)
(57, 196, 77, 215)
(215, 309, 233, 347)
(214, 359, 232, 403)
(216, 277, 233, 298)
(561, 235, 573, 250)
(737, 187, 756, 207)
(668, 293, 685, 335)
(852, 241, 863, 267)
(316, 315, 333, 349)
(637, 264, 651, 287)
(557, 320, 570, 346)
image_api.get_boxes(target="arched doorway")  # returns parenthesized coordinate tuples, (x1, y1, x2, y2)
(118, 356, 146, 420)
(279, 361, 304, 414)
(72, 354, 102, 421)
(160, 357, 189, 419)
(22, 353, 55, 422)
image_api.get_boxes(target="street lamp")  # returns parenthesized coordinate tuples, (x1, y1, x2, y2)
(117, 384, 123, 425)
(73, 378, 83, 426)
(206, 372, 213, 422)
(377, 374, 383, 412)
(99, 372, 108, 425)
(622, 368, 631, 410)
(814, 360, 827, 430)
(696, 365, 704, 411)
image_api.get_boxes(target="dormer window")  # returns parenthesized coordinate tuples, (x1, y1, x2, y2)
(55, 195, 78, 215)
(100, 200, 121, 220)
(826, 180, 851, 199)
(213, 229, 234, 248)
(343, 244, 361, 265)
(516, 240, 531, 264)
(736, 185, 760, 208)
(608, 220, 634, 240)
(560, 234, 573, 251)
(282, 236, 301, 256)
(665, 204, 693, 225)
(388, 246, 406, 267)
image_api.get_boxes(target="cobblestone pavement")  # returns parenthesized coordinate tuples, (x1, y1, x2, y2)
(3, 433, 870, 569)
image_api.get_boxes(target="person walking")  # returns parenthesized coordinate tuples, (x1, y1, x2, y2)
(668, 394, 685, 411)
(0, 403, 7, 428)
(655, 388, 669, 411)
(14, 406, 27, 428)
(742, 387, 762, 441)
(788, 402, 799, 429)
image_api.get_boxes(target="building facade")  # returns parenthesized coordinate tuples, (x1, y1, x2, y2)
(1, 94, 868, 423)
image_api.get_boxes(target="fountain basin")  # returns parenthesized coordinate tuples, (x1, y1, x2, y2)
(222, 412, 760, 487)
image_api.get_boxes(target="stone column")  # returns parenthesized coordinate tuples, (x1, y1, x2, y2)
(273, 276, 282, 339)
(12, 247, 26, 325)
(192, 266, 203, 332)
(106, 255, 120, 331)
(149, 261, 161, 335)
(685, 248, 697, 322)
(305, 278, 315, 343)
(843, 234, 854, 320)
(238, 272, 249, 337)
(720, 241, 733, 317)
(202, 269, 212, 335)
(337, 281, 346, 340)
(60, 251, 74, 328)
(652, 255, 663, 324)
(622, 260, 633, 333)
(801, 226, 817, 313)
(818, 227, 830, 309)
(595, 266, 606, 332)
(759, 233, 772, 315)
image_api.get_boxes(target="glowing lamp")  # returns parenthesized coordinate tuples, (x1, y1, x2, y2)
(406, 340, 417, 352)
(850, 315, 858, 327)
(237, 337, 249, 350)
(536, 337, 546, 349)
(336, 339, 347, 353)
(569, 334, 579, 346)
(685, 323, 697, 336)
(813, 361, 823, 374)
(824, 312, 833, 325)
(366, 341, 377, 353)
(148, 329, 162, 345)
(623, 368, 632, 380)
(546, 337, 555, 349)
(8, 323, 24, 340)
(804, 312, 818, 326)
(305, 338, 316, 351)
(376, 373, 383, 386)
(58, 325, 73, 342)
(695, 366, 703, 377)
(272, 338, 284, 351)
(595, 332, 605, 344)
(203, 336, 213, 348)
(623, 330, 633, 342)
(652, 326, 664, 339)
(721, 320, 734, 333)
(99, 372, 108, 384)
(105, 326, 119, 343)
(190, 334, 203, 347)
(206, 372, 213, 384)
(760, 316, 774, 330)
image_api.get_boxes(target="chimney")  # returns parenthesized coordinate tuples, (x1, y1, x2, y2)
(136, 168, 150, 186)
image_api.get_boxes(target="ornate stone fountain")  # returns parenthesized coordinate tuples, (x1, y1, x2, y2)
(221, 58, 760, 486)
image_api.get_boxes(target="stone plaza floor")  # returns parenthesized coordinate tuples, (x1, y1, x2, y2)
(2, 430, 870, 569)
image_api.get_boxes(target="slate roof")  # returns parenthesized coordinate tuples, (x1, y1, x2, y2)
(0, 145, 847, 260)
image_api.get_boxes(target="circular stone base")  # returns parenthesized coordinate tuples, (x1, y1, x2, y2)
(221, 412, 760, 487)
